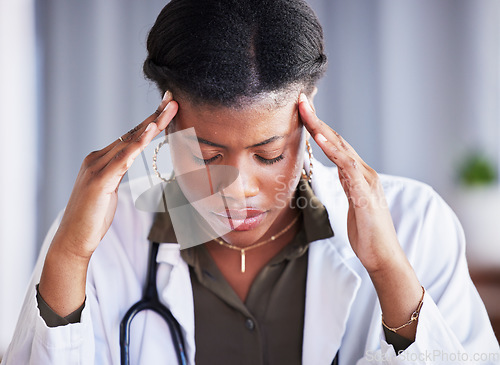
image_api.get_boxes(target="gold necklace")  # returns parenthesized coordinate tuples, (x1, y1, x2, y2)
(213, 213, 301, 273)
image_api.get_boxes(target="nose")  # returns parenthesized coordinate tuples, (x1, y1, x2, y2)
(217, 164, 259, 202)
(240, 169, 259, 198)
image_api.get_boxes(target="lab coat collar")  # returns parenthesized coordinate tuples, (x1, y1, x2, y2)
(156, 244, 196, 364)
(304, 161, 362, 364)
(302, 237, 361, 365)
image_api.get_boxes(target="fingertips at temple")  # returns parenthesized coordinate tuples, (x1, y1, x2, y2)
(298, 94, 317, 124)
(155, 100, 178, 131)
(157, 90, 173, 112)
(299, 93, 314, 112)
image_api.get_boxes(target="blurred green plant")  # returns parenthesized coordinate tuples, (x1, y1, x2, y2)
(458, 152, 497, 186)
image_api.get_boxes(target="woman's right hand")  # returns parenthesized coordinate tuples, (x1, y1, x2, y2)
(38, 91, 178, 316)
(54, 91, 178, 258)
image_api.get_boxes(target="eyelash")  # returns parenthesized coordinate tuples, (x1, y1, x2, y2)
(192, 154, 285, 166)
(256, 154, 285, 165)
(193, 155, 220, 165)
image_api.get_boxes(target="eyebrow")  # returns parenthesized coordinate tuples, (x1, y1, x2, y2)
(186, 135, 284, 149)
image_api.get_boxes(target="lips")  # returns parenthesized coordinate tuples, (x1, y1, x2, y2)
(214, 209, 264, 220)
(212, 208, 267, 231)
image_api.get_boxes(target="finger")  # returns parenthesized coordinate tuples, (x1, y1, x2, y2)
(110, 99, 178, 183)
(298, 93, 373, 178)
(102, 121, 160, 180)
(298, 95, 346, 155)
(314, 130, 373, 210)
(96, 99, 178, 173)
(154, 98, 178, 132)
(298, 94, 358, 157)
(89, 94, 177, 173)
(85, 91, 173, 165)
(114, 122, 161, 192)
(315, 131, 369, 186)
(91, 90, 177, 167)
(298, 94, 381, 209)
(85, 122, 161, 194)
(121, 97, 177, 143)
(120, 90, 173, 142)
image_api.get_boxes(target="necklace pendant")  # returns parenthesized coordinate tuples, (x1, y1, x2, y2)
(241, 249, 246, 273)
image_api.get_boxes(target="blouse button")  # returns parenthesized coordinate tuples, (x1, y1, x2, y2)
(245, 318, 255, 331)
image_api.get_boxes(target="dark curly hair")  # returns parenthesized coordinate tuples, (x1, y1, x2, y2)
(143, 0, 327, 106)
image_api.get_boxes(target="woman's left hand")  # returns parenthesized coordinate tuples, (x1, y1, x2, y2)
(298, 93, 405, 274)
(299, 93, 424, 341)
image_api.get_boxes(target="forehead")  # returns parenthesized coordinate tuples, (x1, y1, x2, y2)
(173, 94, 300, 142)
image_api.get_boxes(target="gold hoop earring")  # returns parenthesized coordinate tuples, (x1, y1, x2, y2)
(152, 136, 175, 183)
(302, 140, 313, 183)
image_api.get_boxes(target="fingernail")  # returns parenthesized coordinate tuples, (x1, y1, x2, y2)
(163, 90, 172, 101)
(300, 93, 313, 112)
(145, 123, 154, 132)
(316, 133, 327, 143)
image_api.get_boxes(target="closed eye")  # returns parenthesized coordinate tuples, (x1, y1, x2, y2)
(192, 153, 285, 166)
(192, 154, 221, 165)
(255, 154, 285, 165)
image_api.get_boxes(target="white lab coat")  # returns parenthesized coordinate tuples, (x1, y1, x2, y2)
(2, 161, 499, 364)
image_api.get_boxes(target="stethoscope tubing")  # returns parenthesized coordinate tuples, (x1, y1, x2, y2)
(119, 242, 187, 365)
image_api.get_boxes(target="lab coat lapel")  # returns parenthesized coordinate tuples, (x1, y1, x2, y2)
(302, 238, 361, 365)
(302, 161, 362, 364)
(156, 244, 196, 365)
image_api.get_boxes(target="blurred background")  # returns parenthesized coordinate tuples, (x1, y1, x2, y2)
(1, 0, 499, 357)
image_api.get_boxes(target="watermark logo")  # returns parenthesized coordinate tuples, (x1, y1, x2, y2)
(365, 349, 500, 363)
(127, 128, 246, 249)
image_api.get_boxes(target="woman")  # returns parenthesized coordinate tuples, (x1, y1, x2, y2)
(3, 0, 499, 364)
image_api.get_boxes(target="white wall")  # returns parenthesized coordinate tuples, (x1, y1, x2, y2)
(0, 0, 38, 356)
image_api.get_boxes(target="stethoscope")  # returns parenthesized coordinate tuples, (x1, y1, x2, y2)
(119, 241, 187, 365)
